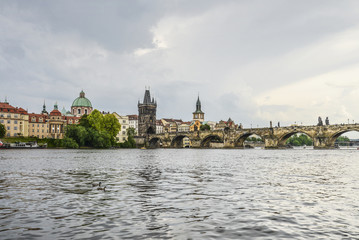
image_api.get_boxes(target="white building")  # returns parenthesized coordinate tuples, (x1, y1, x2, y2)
(178, 122, 191, 132)
(113, 113, 129, 143)
(156, 120, 164, 134)
(127, 115, 138, 135)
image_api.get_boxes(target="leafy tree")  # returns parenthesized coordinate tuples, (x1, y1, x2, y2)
(200, 124, 211, 131)
(66, 125, 88, 146)
(87, 109, 105, 131)
(336, 136, 350, 142)
(0, 123, 6, 138)
(126, 127, 136, 137)
(120, 127, 136, 148)
(63, 109, 121, 149)
(62, 137, 79, 149)
(286, 134, 313, 146)
(103, 114, 121, 143)
(79, 114, 91, 128)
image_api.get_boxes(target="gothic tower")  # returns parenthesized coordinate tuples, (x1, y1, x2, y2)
(193, 95, 204, 122)
(138, 88, 157, 136)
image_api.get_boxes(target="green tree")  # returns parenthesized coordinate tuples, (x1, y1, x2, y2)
(286, 134, 313, 146)
(61, 137, 79, 149)
(0, 123, 6, 138)
(63, 109, 121, 149)
(87, 109, 105, 131)
(200, 124, 211, 131)
(120, 127, 137, 148)
(103, 114, 121, 143)
(79, 114, 91, 128)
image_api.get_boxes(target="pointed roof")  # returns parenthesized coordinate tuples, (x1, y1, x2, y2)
(139, 88, 156, 105)
(143, 89, 151, 104)
(193, 96, 204, 114)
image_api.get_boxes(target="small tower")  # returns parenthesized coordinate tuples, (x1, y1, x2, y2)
(138, 88, 157, 136)
(41, 100, 48, 115)
(193, 95, 204, 122)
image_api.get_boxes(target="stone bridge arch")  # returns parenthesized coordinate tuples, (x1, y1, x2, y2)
(171, 135, 191, 148)
(200, 134, 223, 148)
(148, 137, 163, 148)
(235, 132, 265, 148)
(277, 130, 315, 148)
(327, 126, 359, 147)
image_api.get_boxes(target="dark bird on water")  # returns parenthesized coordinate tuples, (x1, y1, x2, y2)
(97, 185, 107, 191)
(92, 182, 101, 187)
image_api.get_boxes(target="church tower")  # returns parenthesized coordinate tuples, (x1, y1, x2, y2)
(138, 88, 157, 136)
(193, 96, 204, 122)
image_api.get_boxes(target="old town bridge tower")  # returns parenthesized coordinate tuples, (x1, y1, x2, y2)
(138, 88, 157, 136)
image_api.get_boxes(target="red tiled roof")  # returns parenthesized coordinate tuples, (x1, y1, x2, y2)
(29, 113, 48, 123)
(127, 114, 138, 120)
(50, 109, 62, 116)
(0, 102, 28, 114)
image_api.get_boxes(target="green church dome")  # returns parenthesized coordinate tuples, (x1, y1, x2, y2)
(72, 91, 92, 107)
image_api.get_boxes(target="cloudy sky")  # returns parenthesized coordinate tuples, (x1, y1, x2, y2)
(1, 0, 359, 128)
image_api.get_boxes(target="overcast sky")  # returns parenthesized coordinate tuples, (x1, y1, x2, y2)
(1, 0, 359, 128)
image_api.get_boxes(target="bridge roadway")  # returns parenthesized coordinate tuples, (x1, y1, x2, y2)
(146, 124, 359, 149)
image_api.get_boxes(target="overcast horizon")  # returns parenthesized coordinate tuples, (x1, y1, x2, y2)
(2, 0, 359, 129)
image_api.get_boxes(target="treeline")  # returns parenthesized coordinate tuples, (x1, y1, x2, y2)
(51, 109, 136, 149)
(286, 134, 312, 146)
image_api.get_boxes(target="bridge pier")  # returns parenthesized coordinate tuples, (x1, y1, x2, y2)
(313, 137, 335, 149)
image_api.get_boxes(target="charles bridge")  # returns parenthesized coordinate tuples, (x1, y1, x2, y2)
(145, 124, 359, 149)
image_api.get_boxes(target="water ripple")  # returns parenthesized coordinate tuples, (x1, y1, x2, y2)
(0, 149, 359, 239)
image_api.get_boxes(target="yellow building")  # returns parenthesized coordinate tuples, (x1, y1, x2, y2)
(190, 120, 202, 131)
(28, 114, 49, 139)
(0, 100, 29, 137)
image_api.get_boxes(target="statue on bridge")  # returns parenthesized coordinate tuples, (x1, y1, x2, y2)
(325, 117, 329, 125)
(318, 116, 323, 126)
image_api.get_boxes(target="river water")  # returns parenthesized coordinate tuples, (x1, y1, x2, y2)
(0, 149, 358, 239)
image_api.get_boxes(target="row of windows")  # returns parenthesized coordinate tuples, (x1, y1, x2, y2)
(1, 120, 19, 124)
(32, 129, 48, 133)
(73, 108, 89, 115)
(0, 114, 19, 118)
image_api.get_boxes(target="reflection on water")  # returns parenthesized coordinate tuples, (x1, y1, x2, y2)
(0, 149, 359, 239)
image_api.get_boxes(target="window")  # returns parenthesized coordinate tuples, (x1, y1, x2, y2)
(85, 109, 88, 114)
(78, 109, 81, 114)
(7, 133, 10, 137)
(7, 120, 10, 124)
(123, 126, 126, 129)
(7, 126, 10, 130)
(123, 137, 126, 141)
(7, 114, 10, 118)
(42, 129, 44, 133)
(37, 129, 39, 132)
(123, 120, 126, 123)
(14, 120, 17, 124)
(0, 120, 3, 123)
(32, 124, 35, 127)
(14, 126, 17, 130)
(122, 131, 126, 135)
(0, 114, 3, 117)
(32, 129, 34, 132)
(14, 114, 18, 118)
(37, 124, 39, 127)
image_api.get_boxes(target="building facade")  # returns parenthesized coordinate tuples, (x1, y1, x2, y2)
(138, 89, 157, 136)
(113, 113, 129, 143)
(28, 113, 49, 139)
(0, 100, 29, 137)
(127, 114, 138, 135)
